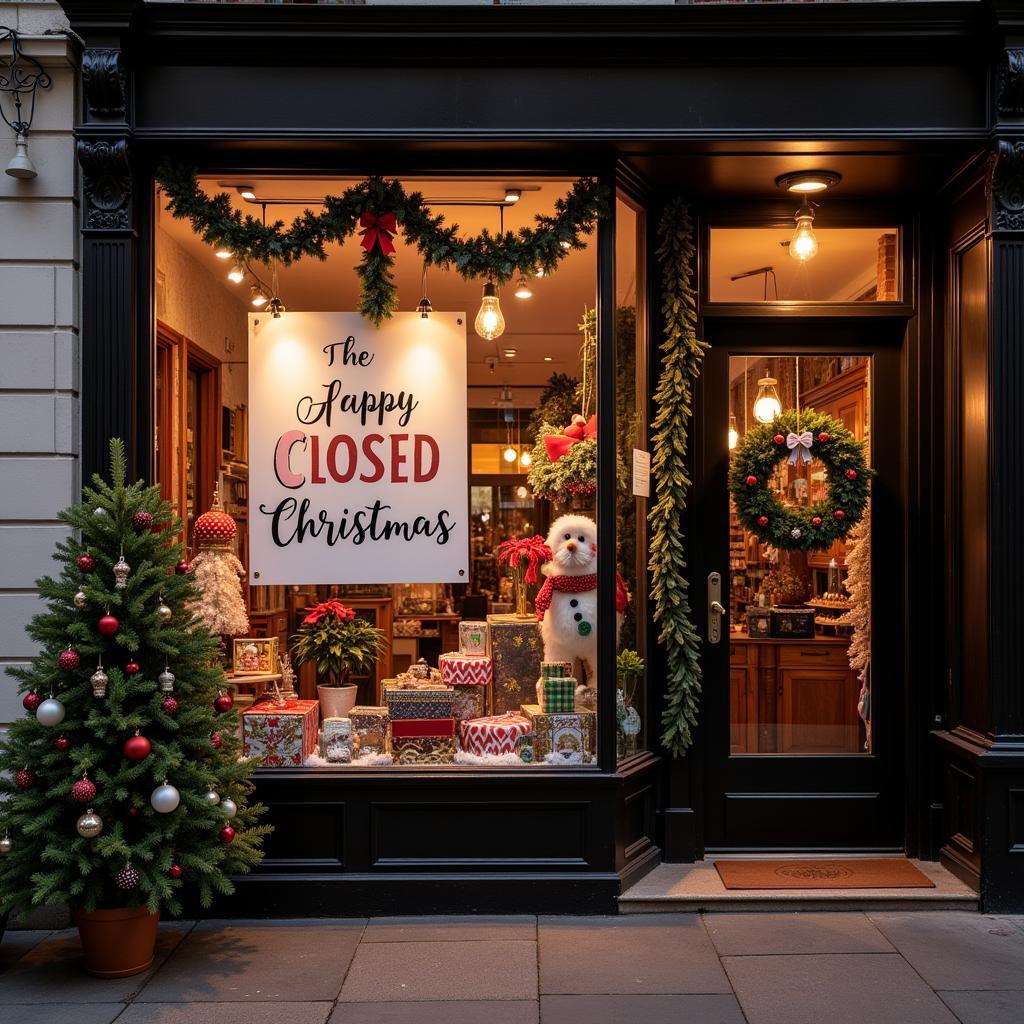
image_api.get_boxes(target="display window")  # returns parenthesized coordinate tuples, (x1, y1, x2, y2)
(152, 173, 642, 771)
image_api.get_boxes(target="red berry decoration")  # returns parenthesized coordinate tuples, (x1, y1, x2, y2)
(812, 516, 823, 527)
(22, 691, 42, 712)
(214, 692, 234, 714)
(125, 661, 141, 675)
(55, 735, 70, 751)
(845, 468, 857, 480)
(161, 696, 179, 716)
(169, 864, 183, 879)
(757, 515, 770, 527)
(123, 734, 152, 762)
(834, 509, 846, 520)
(219, 825, 236, 844)
(745, 474, 758, 487)
(98, 613, 119, 637)
(128, 807, 139, 817)
(71, 777, 97, 803)
(818, 431, 830, 443)
(15, 768, 35, 790)
(132, 510, 153, 531)
(175, 560, 191, 575)
(77, 554, 96, 574)
(58, 647, 81, 672)
(211, 733, 223, 750)
(773, 433, 786, 445)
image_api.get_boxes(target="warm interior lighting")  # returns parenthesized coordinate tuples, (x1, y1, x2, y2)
(415, 295, 432, 319)
(250, 286, 268, 307)
(514, 276, 533, 300)
(503, 349, 517, 358)
(543, 356, 553, 362)
(215, 248, 232, 260)
(503, 446, 518, 464)
(728, 413, 739, 450)
(789, 202, 819, 263)
(516, 485, 529, 499)
(237, 186, 256, 201)
(475, 281, 505, 341)
(775, 170, 842, 194)
(227, 264, 245, 284)
(753, 371, 782, 423)
(504, 187, 522, 204)
(519, 450, 532, 468)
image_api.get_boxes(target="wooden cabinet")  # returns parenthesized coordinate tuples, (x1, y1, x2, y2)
(249, 609, 289, 651)
(729, 633, 862, 754)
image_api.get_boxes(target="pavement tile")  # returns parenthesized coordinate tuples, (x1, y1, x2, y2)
(338, 939, 537, 1002)
(0, 1005, 125, 1024)
(331, 1001, 539, 1024)
(0, 922, 192, 1003)
(120, 1002, 334, 1024)
(704, 911, 894, 956)
(0, 930, 53, 970)
(868, 911, 1024, 990)
(538, 914, 731, 995)
(136, 920, 365, 1002)
(937, 990, 1024, 1024)
(724, 952, 960, 1024)
(540, 993, 746, 1024)
(363, 915, 536, 942)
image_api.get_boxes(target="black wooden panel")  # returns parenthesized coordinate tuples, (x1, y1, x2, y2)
(370, 801, 590, 868)
(1008, 789, 1024, 854)
(722, 793, 880, 848)
(259, 801, 344, 870)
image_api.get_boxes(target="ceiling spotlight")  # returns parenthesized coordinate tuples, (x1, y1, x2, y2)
(227, 264, 245, 284)
(250, 285, 268, 308)
(514, 276, 533, 300)
(543, 356, 553, 362)
(503, 349, 517, 358)
(474, 280, 506, 341)
(775, 170, 842, 194)
(236, 186, 257, 201)
(215, 247, 232, 260)
(789, 202, 819, 263)
(503, 446, 518, 464)
(504, 188, 522, 204)
(268, 297, 286, 319)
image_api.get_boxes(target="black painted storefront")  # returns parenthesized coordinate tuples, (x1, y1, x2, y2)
(63, 1, 1024, 913)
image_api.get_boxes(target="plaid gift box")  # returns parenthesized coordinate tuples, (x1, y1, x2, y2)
(540, 661, 573, 680)
(540, 675, 576, 713)
(390, 718, 456, 764)
(385, 686, 455, 720)
(521, 704, 597, 765)
(349, 705, 388, 755)
(242, 699, 319, 767)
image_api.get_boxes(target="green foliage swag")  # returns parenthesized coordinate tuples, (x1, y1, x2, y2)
(650, 200, 707, 756)
(0, 440, 269, 919)
(156, 164, 609, 325)
(729, 409, 872, 551)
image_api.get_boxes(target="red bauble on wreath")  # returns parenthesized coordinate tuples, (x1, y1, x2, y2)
(175, 560, 191, 575)
(125, 660, 141, 675)
(55, 735, 70, 751)
(211, 733, 223, 749)
(169, 863, 183, 879)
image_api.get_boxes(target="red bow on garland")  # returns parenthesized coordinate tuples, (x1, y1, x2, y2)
(496, 535, 552, 585)
(359, 211, 398, 255)
(544, 413, 597, 463)
(302, 599, 357, 626)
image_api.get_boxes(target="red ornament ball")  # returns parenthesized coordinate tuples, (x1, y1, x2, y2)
(22, 691, 42, 712)
(211, 733, 223, 750)
(834, 509, 846, 521)
(132, 510, 154, 531)
(98, 614, 119, 637)
(745, 475, 758, 487)
(169, 864, 183, 879)
(194, 504, 237, 547)
(219, 825, 236, 844)
(845, 468, 857, 480)
(175, 560, 191, 575)
(818, 432, 830, 443)
(71, 778, 97, 803)
(123, 734, 152, 762)
(58, 648, 81, 672)
(773, 433, 786, 445)
(15, 768, 35, 790)
(214, 693, 234, 714)
(161, 696, 179, 716)
(128, 806, 139, 817)
(55, 735, 70, 751)
(77, 554, 96, 574)
(812, 516, 823, 527)
(125, 661, 141, 675)
(757, 515, 770, 527)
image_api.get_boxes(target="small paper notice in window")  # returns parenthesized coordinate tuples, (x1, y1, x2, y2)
(632, 449, 650, 498)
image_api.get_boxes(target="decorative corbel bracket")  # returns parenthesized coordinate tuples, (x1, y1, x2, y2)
(81, 47, 127, 124)
(997, 48, 1024, 120)
(77, 137, 132, 231)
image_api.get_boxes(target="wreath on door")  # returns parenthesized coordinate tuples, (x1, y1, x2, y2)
(728, 408, 872, 551)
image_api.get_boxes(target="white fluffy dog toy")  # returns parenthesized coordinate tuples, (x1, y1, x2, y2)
(535, 514, 628, 694)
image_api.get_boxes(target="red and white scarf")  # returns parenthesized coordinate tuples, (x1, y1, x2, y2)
(535, 572, 629, 619)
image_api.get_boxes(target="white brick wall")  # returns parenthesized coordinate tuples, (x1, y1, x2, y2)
(0, 4, 77, 727)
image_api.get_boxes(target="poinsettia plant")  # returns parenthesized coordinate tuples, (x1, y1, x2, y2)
(290, 601, 387, 687)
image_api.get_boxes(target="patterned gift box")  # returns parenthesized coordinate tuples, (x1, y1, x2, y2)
(385, 686, 455, 720)
(319, 716, 354, 763)
(540, 661, 573, 680)
(541, 676, 577, 714)
(390, 718, 456, 764)
(349, 705, 389, 755)
(458, 713, 531, 756)
(487, 615, 543, 717)
(439, 652, 493, 687)
(458, 620, 489, 656)
(242, 699, 319, 767)
(521, 703, 597, 765)
(451, 684, 487, 725)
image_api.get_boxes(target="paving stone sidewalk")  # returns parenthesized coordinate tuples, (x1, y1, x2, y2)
(2, 911, 1023, 1024)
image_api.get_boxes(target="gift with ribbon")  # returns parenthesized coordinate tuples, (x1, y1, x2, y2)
(786, 430, 814, 465)
(359, 211, 398, 254)
(543, 413, 597, 463)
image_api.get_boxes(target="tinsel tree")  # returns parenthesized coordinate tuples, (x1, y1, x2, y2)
(189, 493, 249, 638)
(844, 502, 871, 751)
(0, 439, 269, 919)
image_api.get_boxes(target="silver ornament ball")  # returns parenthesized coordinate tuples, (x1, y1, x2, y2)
(73, 589, 87, 609)
(36, 697, 66, 727)
(76, 808, 104, 839)
(0, 835, 11, 855)
(157, 601, 172, 622)
(158, 668, 176, 692)
(150, 781, 181, 814)
(93, 507, 106, 517)
(220, 798, 237, 819)
(203, 790, 220, 807)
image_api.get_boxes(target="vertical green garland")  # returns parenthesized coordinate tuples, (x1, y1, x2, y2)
(650, 200, 707, 755)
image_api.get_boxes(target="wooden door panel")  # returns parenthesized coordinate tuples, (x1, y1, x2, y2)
(780, 667, 860, 754)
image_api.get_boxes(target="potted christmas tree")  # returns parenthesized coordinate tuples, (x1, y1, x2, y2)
(0, 440, 269, 977)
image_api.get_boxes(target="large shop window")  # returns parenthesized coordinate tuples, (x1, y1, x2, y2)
(153, 174, 628, 770)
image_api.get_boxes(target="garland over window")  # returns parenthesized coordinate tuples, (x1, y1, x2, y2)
(156, 164, 609, 325)
(650, 200, 707, 756)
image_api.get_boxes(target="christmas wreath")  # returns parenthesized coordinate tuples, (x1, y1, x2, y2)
(156, 164, 608, 325)
(729, 408, 872, 551)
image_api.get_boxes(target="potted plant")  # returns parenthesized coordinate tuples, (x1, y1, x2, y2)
(615, 649, 644, 759)
(292, 600, 387, 719)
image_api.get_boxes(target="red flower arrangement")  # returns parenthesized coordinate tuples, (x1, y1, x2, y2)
(302, 599, 357, 626)
(497, 535, 553, 618)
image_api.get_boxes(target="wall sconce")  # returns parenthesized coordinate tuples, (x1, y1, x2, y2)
(0, 27, 52, 180)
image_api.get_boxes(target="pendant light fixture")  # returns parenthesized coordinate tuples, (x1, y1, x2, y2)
(728, 413, 739, 451)
(775, 170, 841, 264)
(416, 263, 432, 318)
(250, 285, 268, 307)
(1, 29, 51, 180)
(475, 279, 506, 341)
(753, 368, 781, 424)
(514, 276, 533, 300)
(789, 202, 819, 263)
(227, 263, 245, 284)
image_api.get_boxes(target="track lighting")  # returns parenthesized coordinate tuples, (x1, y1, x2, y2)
(250, 285, 268, 307)
(268, 297, 286, 319)
(514, 276, 533, 300)
(474, 280, 505, 341)
(227, 264, 245, 284)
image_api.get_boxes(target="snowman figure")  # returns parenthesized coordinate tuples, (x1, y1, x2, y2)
(535, 514, 628, 694)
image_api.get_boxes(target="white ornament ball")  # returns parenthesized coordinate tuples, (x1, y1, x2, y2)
(150, 781, 181, 814)
(0, 835, 11, 855)
(73, 589, 87, 609)
(36, 697, 66, 727)
(220, 798, 237, 819)
(203, 790, 220, 807)
(93, 507, 106, 517)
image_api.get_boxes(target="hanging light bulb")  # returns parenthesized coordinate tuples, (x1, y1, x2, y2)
(514, 276, 533, 300)
(227, 264, 245, 284)
(503, 446, 518, 464)
(753, 370, 782, 424)
(474, 280, 505, 341)
(789, 202, 819, 263)
(519, 450, 532, 468)
(250, 285, 268, 307)
(728, 413, 739, 451)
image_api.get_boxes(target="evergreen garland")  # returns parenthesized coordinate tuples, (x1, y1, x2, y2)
(156, 164, 609, 325)
(650, 200, 707, 756)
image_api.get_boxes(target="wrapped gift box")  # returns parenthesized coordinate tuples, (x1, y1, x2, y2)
(349, 705, 389, 755)
(451, 684, 487, 725)
(540, 661, 573, 680)
(487, 615, 543, 716)
(521, 703, 597, 765)
(385, 686, 455, 720)
(242, 699, 319, 767)
(390, 718, 456, 764)
(459, 712, 531, 756)
(458, 620, 490, 656)
(320, 717, 355, 763)
(540, 676, 577, 714)
(439, 652, 493, 687)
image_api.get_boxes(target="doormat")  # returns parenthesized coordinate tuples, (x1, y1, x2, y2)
(714, 858, 936, 890)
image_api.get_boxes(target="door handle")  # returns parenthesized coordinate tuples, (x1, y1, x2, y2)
(707, 572, 725, 644)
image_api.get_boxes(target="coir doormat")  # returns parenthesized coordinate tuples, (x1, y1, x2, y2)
(714, 858, 936, 889)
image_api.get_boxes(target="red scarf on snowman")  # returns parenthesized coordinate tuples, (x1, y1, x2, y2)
(535, 571, 630, 620)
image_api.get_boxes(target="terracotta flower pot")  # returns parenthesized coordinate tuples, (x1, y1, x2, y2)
(317, 683, 358, 720)
(75, 905, 160, 978)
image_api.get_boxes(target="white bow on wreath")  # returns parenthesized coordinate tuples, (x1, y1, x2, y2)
(786, 430, 814, 465)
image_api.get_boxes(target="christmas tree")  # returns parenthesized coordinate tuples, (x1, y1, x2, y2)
(0, 439, 268, 919)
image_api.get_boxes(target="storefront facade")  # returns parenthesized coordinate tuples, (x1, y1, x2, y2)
(58, 0, 1024, 914)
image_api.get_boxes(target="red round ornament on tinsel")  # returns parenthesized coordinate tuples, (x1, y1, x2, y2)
(845, 468, 857, 480)
(211, 733, 223, 749)
(745, 475, 758, 487)
(757, 515, 770, 527)
(71, 778, 97, 803)
(58, 648, 80, 671)
(162, 696, 179, 715)
(175, 560, 191, 575)
(55, 735, 70, 751)
(98, 613, 119, 637)
(834, 509, 846, 520)
(773, 433, 786, 445)
(214, 693, 234, 714)
(15, 768, 34, 790)
(169, 864, 183, 879)
(22, 691, 41, 712)
(219, 825, 236, 844)
(132, 510, 153, 531)
(818, 432, 830, 443)
(125, 661, 141, 675)
(123, 734, 152, 762)
(194, 500, 237, 548)
(812, 516, 823, 527)
(77, 554, 96, 574)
